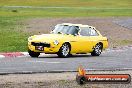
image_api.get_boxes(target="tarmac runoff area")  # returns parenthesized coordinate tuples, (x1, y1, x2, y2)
(114, 18, 132, 30)
(0, 45, 132, 58)
(0, 45, 131, 75)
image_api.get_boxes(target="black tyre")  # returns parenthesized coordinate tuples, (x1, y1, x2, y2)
(28, 50, 40, 57)
(57, 43, 71, 58)
(91, 43, 102, 56)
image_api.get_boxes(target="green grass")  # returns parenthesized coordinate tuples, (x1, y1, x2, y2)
(0, 17, 29, 52)
(0, 7, 132, 17)
(0, 0, 132, 52)
(0, 0, 132, 8)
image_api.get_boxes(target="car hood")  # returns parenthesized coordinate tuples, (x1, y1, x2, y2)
(30, 34, 74, 42)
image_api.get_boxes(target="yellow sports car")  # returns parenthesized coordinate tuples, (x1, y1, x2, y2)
(28, 23, 108, 58)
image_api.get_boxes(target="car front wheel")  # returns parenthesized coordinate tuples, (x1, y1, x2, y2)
(57, 43, 71, 58)
(91, 43, 102, 56)
(28, 50, 40, 57)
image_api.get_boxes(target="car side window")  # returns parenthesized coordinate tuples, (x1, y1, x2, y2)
(80, 27, 90, 36)
(80, 27, 99, 36)
(89, 28, 98, 36)
(67, 26, 79, 35)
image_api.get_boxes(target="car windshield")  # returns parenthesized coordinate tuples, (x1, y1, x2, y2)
(52, 25, 79, 35)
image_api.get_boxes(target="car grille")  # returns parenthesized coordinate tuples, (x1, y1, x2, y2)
(31, 42, 50, 47)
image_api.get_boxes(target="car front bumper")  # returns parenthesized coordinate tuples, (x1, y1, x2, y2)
(28, 42, 60, 53)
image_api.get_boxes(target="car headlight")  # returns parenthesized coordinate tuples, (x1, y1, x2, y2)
(53, 40, 59, 45)
(28, 37, 32, 41)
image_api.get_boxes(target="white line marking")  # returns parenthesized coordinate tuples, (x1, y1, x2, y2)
(28, 61, 65, 64)
(21, 52, 52, 57)
(21, 52, 29, 56)
(0, 55, 5, 58)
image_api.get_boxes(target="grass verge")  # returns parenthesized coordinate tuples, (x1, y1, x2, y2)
(0, 0, 131, 8)
(0, 17, 29, 52)
(0, 7, 132, 17)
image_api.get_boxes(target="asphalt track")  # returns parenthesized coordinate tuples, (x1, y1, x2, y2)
(0, 46, 132, 74)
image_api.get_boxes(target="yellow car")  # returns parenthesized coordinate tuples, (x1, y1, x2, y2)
(28, 23, 108, 58)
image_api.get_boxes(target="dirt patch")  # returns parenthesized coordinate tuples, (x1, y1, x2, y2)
(0, 71, 131, 88)
(25, 17, 132, 48)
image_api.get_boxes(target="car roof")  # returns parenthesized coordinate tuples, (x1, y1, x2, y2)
(60, 23, 96, 29)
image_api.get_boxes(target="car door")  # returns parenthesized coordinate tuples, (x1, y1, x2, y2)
(68, 26, 87, 53)
(77, 27, 94, 53)
(70, 35, 88, 53)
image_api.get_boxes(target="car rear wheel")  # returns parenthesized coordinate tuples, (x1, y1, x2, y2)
(28, 50, 40, 57)
(91, 43, 102, 56)
(57, 43, 71, 58)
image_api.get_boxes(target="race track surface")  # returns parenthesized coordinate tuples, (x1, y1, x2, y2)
(0, 46, 132, 74)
